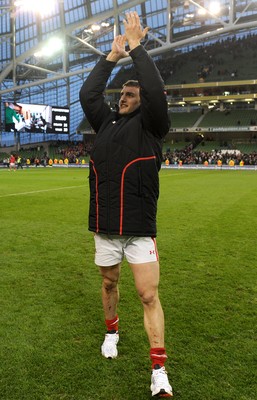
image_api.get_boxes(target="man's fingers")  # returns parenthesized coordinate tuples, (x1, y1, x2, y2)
(123, 10, 149, 43)
(125, 11, 134, 22)
(142, 27, 149, 37)
(124, 11, 139, 25)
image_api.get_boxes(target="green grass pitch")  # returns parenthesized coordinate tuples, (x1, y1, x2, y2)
(0, 167, 257, 400)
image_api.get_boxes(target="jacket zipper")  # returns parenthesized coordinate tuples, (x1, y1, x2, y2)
(106, 119, 118, 233)
(106, 137, 110, 233)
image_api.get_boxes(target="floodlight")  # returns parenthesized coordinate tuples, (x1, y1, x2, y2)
(91, 24, 101, 32)
(209, 1, 221, 14)
(14, 0, 57, 16)
(34, 37, 63, 58)
(34, 51, 43, 57)
(198, 8, 206, 16)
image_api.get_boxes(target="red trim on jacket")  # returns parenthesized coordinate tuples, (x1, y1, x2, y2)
(119, 156, 156, 235)
(90, 159, 99, 233)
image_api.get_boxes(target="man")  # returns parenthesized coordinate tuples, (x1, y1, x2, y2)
(5, 102, 19, 132)
(9, 154, 16, 171)
(17, 155, 23, 169)
(80, 11, 172, 398)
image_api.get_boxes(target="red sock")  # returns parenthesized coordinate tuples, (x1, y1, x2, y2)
(105, 315, 119, 332)
(150, 347, 167, 369)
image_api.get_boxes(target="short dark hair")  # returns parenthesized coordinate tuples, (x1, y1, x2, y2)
(122, 80, 140, 88)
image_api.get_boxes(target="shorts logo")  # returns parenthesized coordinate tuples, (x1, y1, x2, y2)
(150, 250, 155, 255)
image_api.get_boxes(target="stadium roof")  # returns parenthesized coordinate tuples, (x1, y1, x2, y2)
(1, 0, 257, 134)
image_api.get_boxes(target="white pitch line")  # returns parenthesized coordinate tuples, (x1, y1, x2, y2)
(0, 185, 86, 198)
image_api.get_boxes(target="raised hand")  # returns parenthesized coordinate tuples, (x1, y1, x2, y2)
(112, 35, 129, 58)
(123, 11, 149, 51)
(106, 35, 129, 62)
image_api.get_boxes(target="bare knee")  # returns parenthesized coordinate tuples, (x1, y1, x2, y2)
(138, 287, 159, 307)
(130, 261, 160, 308)
(102, 275, 118, 292)
(100, 265, 120, 292)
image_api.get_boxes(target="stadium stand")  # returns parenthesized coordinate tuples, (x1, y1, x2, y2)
(168, 111, 202, 128)
(198, 109, 257, 128)
(109, 34, 257, 87)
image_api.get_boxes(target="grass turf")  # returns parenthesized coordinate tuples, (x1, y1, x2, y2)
(0, 167, 256, 400)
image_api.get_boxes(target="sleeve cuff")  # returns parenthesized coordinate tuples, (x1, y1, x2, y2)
(129, 45, 146, 59)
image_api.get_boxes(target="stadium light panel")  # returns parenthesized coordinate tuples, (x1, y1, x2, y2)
(198, 9, 206, 16)
(34, 37, 63, 58)
(91, 24, 101, 32)
(14, 0, 57, 16)
(209, 1, 221, 15)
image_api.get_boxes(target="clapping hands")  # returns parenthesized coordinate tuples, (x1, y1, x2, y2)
(106, 11, 149, 62)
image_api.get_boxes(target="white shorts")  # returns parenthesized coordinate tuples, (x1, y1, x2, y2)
(94, 234, 159, 266)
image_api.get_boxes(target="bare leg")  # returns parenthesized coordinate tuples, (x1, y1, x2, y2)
(99, 263, 121, 320)
(100, 264, 121, 359)
(129, 261, 164, 348)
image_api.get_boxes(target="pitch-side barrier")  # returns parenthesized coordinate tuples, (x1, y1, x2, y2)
(51, 163, 257, 171)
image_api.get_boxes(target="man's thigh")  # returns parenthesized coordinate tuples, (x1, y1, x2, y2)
(129, 261, 160, 297)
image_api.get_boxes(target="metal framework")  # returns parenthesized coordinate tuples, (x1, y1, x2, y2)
(1, 0, 257, 133)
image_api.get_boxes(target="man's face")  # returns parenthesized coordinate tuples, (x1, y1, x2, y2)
(118, 85, 140, 115)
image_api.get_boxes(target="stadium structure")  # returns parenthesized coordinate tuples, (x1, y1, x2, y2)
(1, 0, 257, 161)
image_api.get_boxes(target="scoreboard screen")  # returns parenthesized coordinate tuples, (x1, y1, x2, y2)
(4, 101, 69, 134)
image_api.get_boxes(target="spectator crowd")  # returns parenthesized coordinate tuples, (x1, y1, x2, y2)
(1, 141, 257, 168)
(163, 148, 257, 166)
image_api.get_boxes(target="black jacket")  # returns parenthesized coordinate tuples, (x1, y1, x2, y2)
(79, 45, 169, 237)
